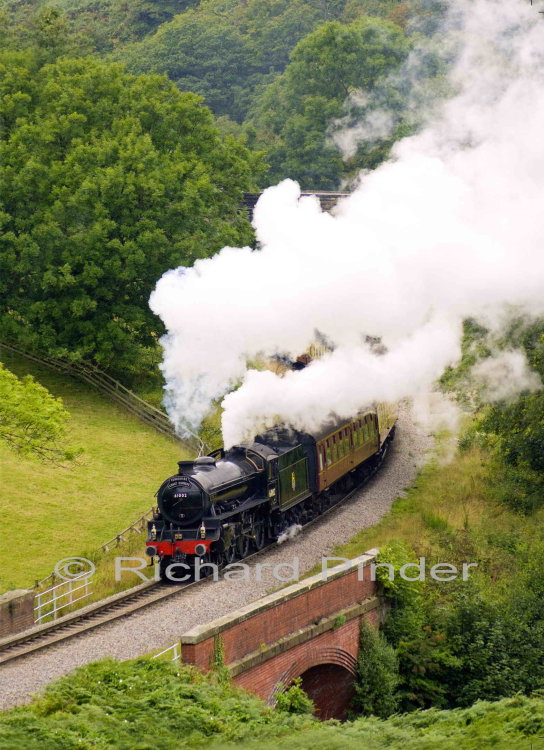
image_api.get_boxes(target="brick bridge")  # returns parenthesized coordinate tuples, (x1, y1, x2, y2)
(179, 549, 384, 720)
(243, 191, 349, 217)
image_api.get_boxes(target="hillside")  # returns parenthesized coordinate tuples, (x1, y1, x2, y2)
(0, 658, 541, 749)
(0, 350, 190, 589)
(0, 0, 414, 189)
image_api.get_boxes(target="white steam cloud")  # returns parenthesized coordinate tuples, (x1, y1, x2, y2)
(471, 350, 542, 403)
(150, 0, 544, 447)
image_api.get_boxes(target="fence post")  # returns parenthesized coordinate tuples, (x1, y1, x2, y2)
(52, 585, 58, 620)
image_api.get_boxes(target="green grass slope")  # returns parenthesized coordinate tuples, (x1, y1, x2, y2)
(0, 658, 542, 750)
(0, 351, 191, 590)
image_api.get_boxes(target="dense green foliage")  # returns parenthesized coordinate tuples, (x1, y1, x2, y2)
(0, 657, 543, 749)
(1, 0, 412, 115)
(0, 361, 71, 460)
(1, 0, 416, 188)
(376, 539, 544, 711)
(333, 432, 544, 715)
(475, 394, 544, 513)
(247, 17, 411, 187)
(0, 52, 259, 380)
(471, 319, 544, 513)
(442, 317, 544, 513)
(117, 0, 331, 121)
(275, 677, 315, 715)
(352, 620, 399, 718)
(0, 0, 197, 53)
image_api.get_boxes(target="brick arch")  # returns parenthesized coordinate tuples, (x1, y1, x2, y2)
(271, 646, 357, 702)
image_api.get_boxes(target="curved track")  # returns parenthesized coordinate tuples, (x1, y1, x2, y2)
(0, 437, 393, 667)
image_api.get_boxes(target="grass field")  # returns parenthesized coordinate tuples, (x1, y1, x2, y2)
(315, 436, 543, 601)
(0, 351, 192, 590)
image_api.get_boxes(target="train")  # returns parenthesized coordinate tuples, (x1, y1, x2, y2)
(146, 404, 397, 580)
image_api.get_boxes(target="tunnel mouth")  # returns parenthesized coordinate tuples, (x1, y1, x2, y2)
(297, 663, 356, 721)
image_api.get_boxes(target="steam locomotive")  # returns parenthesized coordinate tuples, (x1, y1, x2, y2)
(146, 405, 397, 580)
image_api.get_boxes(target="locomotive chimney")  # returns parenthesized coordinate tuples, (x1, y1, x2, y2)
(177, 460, 194, 474)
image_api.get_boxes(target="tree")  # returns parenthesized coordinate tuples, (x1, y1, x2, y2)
(352, 620, 399, 718)
(0, 52, 261, 382)
(118, 0, 331, 121)
(118, 7, 257, 119)
(247, 18, 411, 188)
(0, 363, 72, 460)
(0, 0, 196, 55)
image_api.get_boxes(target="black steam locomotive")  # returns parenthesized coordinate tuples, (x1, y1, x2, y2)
(146, 405, 396, 579)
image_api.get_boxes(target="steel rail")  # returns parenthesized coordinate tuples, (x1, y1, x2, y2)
(0, 433, 394, 667)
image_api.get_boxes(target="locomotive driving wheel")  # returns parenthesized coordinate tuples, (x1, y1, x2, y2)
(237, 532, 251, 559)
(224, 541, 237, 564)
(220, 526, 238, 565)
(234, 513, 251, 558)
(252, 520, 266, 551)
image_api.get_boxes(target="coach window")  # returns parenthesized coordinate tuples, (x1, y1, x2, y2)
(319, 449, 324, 471)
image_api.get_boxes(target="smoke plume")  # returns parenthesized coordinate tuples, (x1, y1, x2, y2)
(150, 0, 544, 447)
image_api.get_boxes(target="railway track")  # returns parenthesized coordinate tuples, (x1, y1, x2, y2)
(0, 578, 192, 667)
(0, 435, 393, 668)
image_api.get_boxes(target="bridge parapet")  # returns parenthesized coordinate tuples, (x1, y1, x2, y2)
(179, 549, 385, 719)
(243, 191, 350, 217)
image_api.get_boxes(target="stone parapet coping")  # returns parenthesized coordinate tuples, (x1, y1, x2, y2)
(180, 548, 379, 646)
(227, 596, 380, 677)
(0, 590, 32, 605)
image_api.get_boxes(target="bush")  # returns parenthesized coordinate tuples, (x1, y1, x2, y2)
(352, 621, 399, 718)
(275, 677, 314, 715)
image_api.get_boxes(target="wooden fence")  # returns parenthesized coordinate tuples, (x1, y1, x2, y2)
(0, 341, 204, 454)
(0, 340, 207, 591)
(34, 505, 159, 590)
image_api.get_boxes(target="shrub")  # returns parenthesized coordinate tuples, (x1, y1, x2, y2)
(275, 678, 314, 715)
(352, 621, 399, 718)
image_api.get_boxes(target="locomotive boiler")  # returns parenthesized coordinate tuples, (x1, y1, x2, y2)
(147, 405, 397, 580)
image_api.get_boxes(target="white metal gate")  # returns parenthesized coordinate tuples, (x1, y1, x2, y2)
(34, 573, 93, 623)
